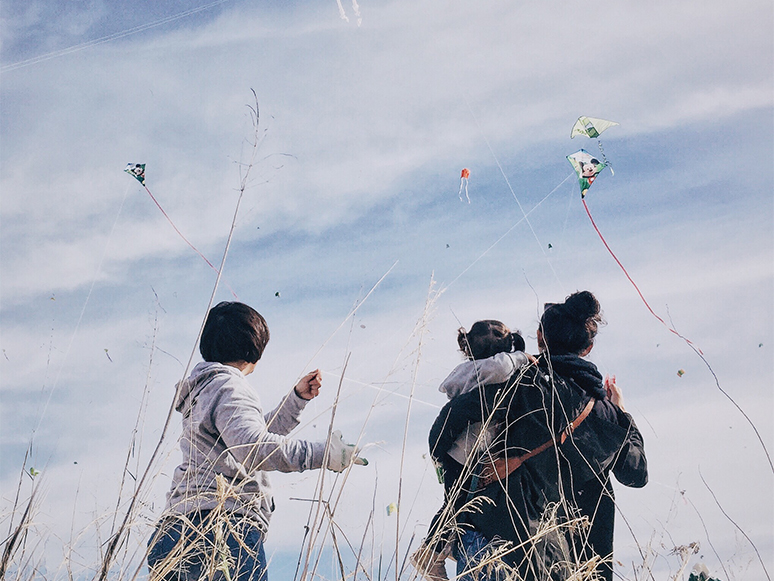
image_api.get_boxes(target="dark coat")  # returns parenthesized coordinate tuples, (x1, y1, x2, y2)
(428, 355, 647, 580)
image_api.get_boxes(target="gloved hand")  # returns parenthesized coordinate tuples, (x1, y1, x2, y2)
(326, 430, 368, 472)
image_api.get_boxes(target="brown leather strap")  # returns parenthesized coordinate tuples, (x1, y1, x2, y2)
(477, 398, 596, 489)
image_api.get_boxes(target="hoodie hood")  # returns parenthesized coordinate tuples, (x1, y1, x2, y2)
(174, 361, 244, 413)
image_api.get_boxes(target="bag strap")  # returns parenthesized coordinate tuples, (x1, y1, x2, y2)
(476, 398, 596, 489)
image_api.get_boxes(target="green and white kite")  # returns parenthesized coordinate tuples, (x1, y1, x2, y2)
(567, 149, 606, 198)
(570, 116, 619, 139)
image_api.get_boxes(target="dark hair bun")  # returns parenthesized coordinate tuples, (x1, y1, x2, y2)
(564, 290, 600, 322)
(540, 291, 604, 355)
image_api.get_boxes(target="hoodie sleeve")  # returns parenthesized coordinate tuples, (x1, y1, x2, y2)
(264, 389, 309, 435)
(479, 352, 529, 384)
(439, 352, 529, 400)
(209, 376, 325, 473)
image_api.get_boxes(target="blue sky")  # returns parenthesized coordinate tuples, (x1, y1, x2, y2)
(1, 1, 772, 579)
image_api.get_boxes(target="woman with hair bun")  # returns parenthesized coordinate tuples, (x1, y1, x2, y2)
(430, 291, 648, 581)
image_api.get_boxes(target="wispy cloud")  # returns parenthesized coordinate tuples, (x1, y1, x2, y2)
(1, 0, 772, 578)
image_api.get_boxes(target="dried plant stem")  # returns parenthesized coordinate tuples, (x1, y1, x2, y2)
(0, 485, 38, 579)
(699, 469, 770, 581)
(395, 274, 439, 581)
(298, 354, 349, 581)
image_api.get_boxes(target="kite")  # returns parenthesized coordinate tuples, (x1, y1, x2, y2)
(571, 116, 618, 173)
(386, 503, 397, 516)
(570, 116, 619, 139)
(458, 168, 470, 203)
(567, 150, 605, 198)
(677, 369, 685, 377)
(124, 163, 146, 185)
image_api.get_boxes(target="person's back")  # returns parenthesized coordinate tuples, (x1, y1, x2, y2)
(429, 292, 648, 581)
(430, 359, 584, 579)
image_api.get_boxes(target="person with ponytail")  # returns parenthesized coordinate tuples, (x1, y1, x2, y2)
(412, 320, 534, 581)
(429, 292, 648, 581)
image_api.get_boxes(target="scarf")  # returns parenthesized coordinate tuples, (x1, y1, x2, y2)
(545, 354, 607, 400)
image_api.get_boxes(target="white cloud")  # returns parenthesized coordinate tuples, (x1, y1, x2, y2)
(1, 0, 772, 578)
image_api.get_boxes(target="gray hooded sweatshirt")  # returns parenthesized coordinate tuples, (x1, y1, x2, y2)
(164, 362, 326, 533)
(438, 351, 529, 465)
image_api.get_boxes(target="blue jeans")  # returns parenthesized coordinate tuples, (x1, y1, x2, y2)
(453, 530, 507, 581)
(147, 511, 267, 581)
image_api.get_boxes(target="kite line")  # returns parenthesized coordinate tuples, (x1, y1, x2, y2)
(125, 163, 238, 298)
(464, 98, 566, 294)
(574, 151, 773, 473)
(30, 183, 133, 442)
(1, 0, 233, 73)
(568, 119, 703, 352)
(143, 184, 219, 273)
(581, 198, 703, 354)
(442, 174, 572, 292)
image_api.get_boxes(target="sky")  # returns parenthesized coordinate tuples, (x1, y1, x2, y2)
(1, 0, 772, 579)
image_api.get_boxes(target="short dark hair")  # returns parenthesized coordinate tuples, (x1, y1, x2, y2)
(200, 302, 270, 364)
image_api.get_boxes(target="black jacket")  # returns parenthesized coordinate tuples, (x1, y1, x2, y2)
(428, 355, 647, 580)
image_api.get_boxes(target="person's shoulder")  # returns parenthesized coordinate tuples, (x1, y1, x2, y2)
(195, 363, 251, 398)
(523, 359, 551, 383)
(439, 359, 477, 396)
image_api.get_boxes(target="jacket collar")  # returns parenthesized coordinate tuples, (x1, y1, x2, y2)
(541, 353, 607, 399)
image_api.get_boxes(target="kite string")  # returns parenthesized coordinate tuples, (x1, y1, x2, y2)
(441, 173, 572, 293)
(143, 184, 217, 271)
(463, 97, 566, 294)
(1, 0, 234, 73)
(32, 182, 133, 437)
(582, 198, 774, 474)
(684, 334, 774, 474)
(142, 183, 238, 299)
(581, 198, 702, 353)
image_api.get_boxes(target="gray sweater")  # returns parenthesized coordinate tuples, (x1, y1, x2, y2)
(438, 351, 529, 465)
(438, 351, 529, 399)
(164, 362, 326, 532)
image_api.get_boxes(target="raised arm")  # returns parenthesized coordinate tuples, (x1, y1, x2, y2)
(610, 408, 648, 488)
(264, 370, 322, 435)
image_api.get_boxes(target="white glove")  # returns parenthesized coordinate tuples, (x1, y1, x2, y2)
(326, 430, 368, 472)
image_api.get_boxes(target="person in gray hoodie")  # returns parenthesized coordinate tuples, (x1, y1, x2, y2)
(147, 301, 365, 581)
